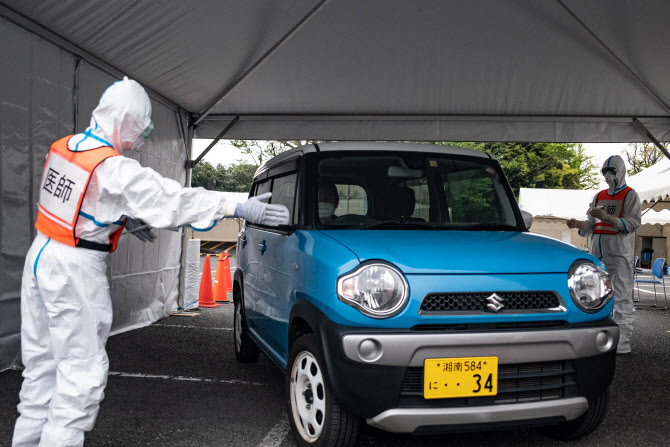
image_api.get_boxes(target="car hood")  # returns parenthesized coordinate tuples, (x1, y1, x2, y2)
(319, 230, 596, 274)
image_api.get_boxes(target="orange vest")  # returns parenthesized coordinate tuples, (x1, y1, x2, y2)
(35, 136, 125, 252)
(593, 186, 632, 235)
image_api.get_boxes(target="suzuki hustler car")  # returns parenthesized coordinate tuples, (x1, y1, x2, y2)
(232, 142, 618, 447)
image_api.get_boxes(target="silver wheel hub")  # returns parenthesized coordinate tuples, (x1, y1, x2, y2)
(290, 351, 326, 441)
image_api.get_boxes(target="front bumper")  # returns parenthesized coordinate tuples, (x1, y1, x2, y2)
(341, 325, 618, 366)
(315, 316, 618, 433)
(368, 397, 588, 433)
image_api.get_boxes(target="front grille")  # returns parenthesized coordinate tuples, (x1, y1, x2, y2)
(411, 320, 569, 331)
(420, 291, 561, 313)
(399, 361, 576, 406)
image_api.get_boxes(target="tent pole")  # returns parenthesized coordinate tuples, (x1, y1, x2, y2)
(555, 0, 670, 116)
(632, 118, 670, 161)
(178, 123, 195, 310)
(187, 116, 240, 168)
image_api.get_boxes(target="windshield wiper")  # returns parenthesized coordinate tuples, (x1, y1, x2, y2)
(456, 223, 520, 231)
(359, 220, 436, 230)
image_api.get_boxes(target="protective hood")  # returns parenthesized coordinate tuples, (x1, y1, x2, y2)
(602, 155, 627, 194)
(68, 77, 152, 153)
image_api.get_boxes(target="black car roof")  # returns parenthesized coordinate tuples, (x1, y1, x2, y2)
(255, 142, 491, 178)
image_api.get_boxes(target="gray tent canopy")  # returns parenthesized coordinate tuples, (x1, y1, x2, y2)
(2, 0, 670, 144)
(3, 0, 670, 370)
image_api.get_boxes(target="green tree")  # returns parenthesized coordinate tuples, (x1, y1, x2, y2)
(194, 140, 599, 196)
(230, 140, 315, 165)
(190, 160, 217, 190)
(437, 142, 598, 196)
(218, 163, 258, 192)
(623, 142, 667, 175)
(570, 143, 600, 190)
(191, 161, 259, 192)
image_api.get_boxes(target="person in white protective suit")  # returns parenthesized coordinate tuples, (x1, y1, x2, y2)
(12, 77, 289, 447)
(567, 155, 641, 355)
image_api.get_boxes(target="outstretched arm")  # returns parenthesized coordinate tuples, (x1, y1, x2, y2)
(92, 156, 288, 229)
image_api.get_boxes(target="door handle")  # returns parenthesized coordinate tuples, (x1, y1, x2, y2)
(257, 240, 267, 253)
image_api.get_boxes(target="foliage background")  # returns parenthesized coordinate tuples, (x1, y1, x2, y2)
(191, 141, 602, 198)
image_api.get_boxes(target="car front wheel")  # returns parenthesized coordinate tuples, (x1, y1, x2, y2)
(286, 334, 360, 447)
(538, 389, 610, 440)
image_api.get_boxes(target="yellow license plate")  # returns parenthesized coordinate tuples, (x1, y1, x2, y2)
(423, 356, 498, 399)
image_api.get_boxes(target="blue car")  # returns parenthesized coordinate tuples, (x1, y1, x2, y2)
(233, 142, 617, 447)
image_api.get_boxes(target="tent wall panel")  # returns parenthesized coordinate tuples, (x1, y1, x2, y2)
(0, 20, 188, 371)
(0, 17, 76, 371)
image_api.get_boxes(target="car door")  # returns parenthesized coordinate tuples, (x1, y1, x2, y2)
(240, 178, 271, 336)
(254, 163, 300, 363)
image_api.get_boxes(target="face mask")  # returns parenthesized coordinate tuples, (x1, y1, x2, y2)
(318, 202, 335, 220)
(603, 172, 617, 189)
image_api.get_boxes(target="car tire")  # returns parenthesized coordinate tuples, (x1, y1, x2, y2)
(286, 334, 360, 447)
(233, 288, 260, 363)
(538, 389, 610, 440)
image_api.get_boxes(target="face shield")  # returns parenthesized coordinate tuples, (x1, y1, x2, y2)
(130, 121, 155, 150)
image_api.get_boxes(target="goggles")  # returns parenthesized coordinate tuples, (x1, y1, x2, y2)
(130, 121, 155, 150)
(601, 166, 617, 176)
(139, 121, 155, 139)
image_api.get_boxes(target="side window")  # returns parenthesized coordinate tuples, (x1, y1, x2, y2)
(255, 178, 271, 197)
(270, 172, 298, 225)
(406, 178, 430, 222)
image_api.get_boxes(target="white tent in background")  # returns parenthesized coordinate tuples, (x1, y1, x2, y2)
(519, 181, 670, 263)
(628, 158, 670, 210)
(518, 187, 670, 224)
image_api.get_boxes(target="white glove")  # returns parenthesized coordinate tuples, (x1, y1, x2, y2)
(566, 219, 583, 230)
(588, 207, 617, 225)
(124, 217, 158, 243)
(234, 192, 290, 226)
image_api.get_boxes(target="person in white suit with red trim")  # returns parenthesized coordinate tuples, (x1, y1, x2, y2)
(568, 155, 641, 355)
(12, 77, 288, 447)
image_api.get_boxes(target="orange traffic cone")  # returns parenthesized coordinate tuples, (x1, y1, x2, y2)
(198, 255, 222, 308)
(213, 253, 229, 302)
(222, 251, 233, 293)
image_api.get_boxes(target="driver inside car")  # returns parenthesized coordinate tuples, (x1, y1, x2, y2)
(318, 182, 339, 223)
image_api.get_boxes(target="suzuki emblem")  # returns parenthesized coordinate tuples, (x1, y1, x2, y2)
(486, 293, 505, 312)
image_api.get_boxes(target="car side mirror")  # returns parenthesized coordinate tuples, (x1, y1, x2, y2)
(520, 210, 534, 229)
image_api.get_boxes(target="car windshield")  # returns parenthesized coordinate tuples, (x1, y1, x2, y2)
(316, 152, 520, 230)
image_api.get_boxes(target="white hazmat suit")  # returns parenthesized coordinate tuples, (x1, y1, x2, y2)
(568, 155, 641, 354)
(13, 78, 289, 447)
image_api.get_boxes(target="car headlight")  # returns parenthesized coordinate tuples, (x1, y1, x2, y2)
(337, 262, 409, 318)
(568, 260, 613, 313)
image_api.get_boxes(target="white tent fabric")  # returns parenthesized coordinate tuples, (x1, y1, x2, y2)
(519, 188, 596, 221)
(519, 187, 670, 224)
(0, 18, 188, 370)
(628, 158, 670, 210)
(3, 1, 670, 370)
(1, 0, 670, 142)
